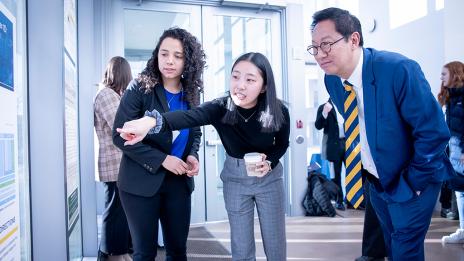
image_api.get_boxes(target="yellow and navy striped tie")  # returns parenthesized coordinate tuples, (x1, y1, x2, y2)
(343, 81, 364, 209)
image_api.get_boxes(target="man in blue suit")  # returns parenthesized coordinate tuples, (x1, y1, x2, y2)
(309, 7, 454, 261)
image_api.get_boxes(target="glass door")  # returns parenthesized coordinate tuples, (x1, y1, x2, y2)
(118, 1, 284, 224)
(121, 1, 205, 224)
(201, 6, 283, 221)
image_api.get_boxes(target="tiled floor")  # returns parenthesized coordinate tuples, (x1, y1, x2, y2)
(85, 210, 463, 260)
(202, 210, 463, 261)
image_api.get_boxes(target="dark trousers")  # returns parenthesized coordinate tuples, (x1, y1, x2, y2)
(100, 182, 132, 255)
(331, 158, 344, 204)
(439, 182, 452, 209)
(119, 174, 191, 261)
(369, 180, 441, 261)
(362, 179, 387, 258)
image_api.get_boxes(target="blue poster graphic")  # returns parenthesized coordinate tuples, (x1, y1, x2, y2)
(0, 10, 13, 91)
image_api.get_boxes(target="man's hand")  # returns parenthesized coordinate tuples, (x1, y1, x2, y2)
(116, 116, 156, 145)
(162, 155, 189, 175)
(186, 155, 200, 177)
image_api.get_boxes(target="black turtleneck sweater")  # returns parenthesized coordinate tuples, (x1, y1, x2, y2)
(446, 86, 464, 149)
(160, 97, 290, 167)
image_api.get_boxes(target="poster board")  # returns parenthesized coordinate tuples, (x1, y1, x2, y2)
(0, 3, 21, 260)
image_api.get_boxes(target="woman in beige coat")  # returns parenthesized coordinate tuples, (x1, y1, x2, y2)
(94, 56, 133, 261)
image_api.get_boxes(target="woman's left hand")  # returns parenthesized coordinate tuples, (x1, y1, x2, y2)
(255, 154, 271, 178)
(186, 155, 200, 177)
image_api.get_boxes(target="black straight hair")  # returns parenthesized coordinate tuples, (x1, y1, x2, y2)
(311, 7, 364, 47)
(222, 52, 285, 132)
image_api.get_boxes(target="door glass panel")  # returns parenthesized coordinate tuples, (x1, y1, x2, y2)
(204, 16, 272, 96)
(124, 9, 190, 74)
(202, 8, 280, 221)
(119, 4, 281, 224)
(121, 5, 205, 225)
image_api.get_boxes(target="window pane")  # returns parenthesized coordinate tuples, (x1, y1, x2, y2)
(389, 0, 427, 29)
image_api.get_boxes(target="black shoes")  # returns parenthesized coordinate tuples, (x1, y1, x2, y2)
(335, 202, 346, 211)
(441, 208, 451, 218)
(441, 208, 459, 220)
(97, 250, 108, 261)
(446, 211, 459, 220)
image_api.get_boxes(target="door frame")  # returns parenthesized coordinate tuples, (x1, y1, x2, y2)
(96, 0, 291, 225)
(94, 0, 206, 224)
(201, 5, 285, 222)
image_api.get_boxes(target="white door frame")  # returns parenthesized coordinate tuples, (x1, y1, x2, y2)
(201, 5, 285, 221)
(101, 0, 289, 223)
(103, 0, 206, 224)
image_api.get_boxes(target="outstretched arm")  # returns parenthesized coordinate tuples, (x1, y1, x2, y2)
(112, 82, 169, 175)
(117, 116, 156, 145)
(118, 99, 224, 145)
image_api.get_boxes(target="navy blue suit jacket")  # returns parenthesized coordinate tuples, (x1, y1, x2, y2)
(324, 48, 453, 202)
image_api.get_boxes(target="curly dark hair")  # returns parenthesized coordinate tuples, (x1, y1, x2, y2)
(137, 27, 206, 107)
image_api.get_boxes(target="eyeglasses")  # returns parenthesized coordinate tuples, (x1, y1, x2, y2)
(307, 36, 345, 56)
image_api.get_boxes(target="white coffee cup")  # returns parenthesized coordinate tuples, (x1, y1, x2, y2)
(244, 152, 262, 176)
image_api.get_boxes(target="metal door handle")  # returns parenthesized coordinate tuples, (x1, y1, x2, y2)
(206, 139, 222, 146)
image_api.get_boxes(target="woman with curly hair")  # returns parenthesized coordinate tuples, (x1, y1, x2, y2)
(112, 27, 205, 261)
(438, 61, 464, 244)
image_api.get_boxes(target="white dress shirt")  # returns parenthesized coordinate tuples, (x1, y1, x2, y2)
(342, 50, 379, 178)
(332, 103, 345, 138)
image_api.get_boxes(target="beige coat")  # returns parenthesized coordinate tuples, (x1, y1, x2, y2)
(94, 86, 122, 182)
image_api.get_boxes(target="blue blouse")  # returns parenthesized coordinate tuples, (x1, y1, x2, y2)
(165, 89, 189, 158)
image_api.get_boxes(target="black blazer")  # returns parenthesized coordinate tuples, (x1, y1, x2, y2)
(113, 80, 202, 197)
(314, 100, 344, 162)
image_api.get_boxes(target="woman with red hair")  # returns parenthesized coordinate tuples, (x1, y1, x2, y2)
(438, 61, 464, 244)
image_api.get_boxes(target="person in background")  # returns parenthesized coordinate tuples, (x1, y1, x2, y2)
(309, 7, 453, 260)
(439, 183, 456, 219)
(315, 98, 346, 210)
(94, 56, 133, 261)
(438, 61, 464, 244)
(116, 52, 290, 261)
(112, 27, 204, 261)
(439, 63, 463, 221)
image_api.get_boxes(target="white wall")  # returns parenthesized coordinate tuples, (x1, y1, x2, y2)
(358, 0, 445, 95)
(357, 0, 464, 96)
(444, 0, 464, 62)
